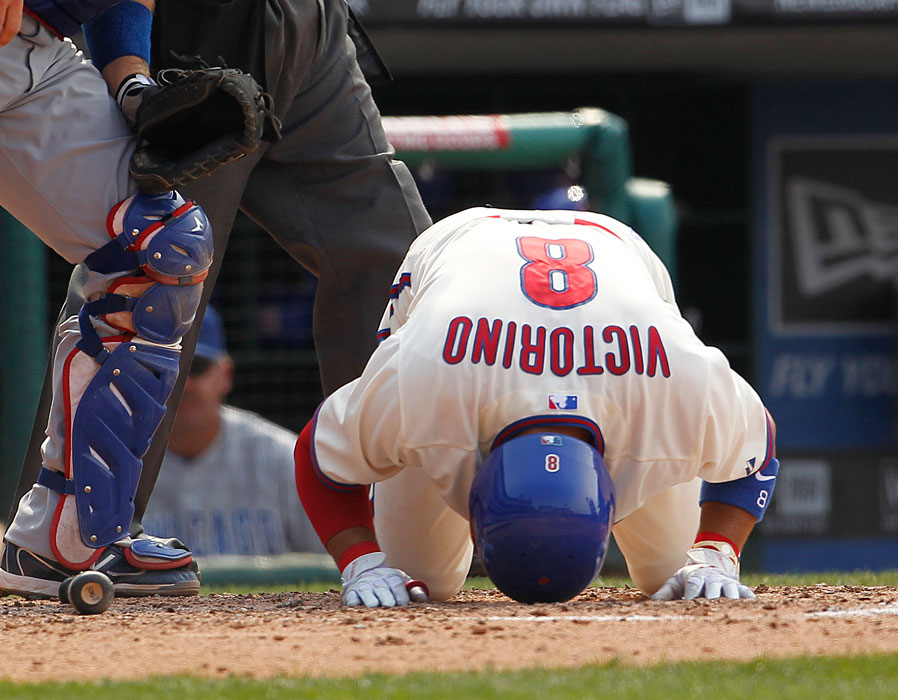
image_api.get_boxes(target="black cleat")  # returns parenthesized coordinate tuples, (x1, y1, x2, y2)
(0, 540, 200, 599)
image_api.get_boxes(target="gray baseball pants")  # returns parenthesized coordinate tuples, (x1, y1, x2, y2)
(1, 15, 149, 558)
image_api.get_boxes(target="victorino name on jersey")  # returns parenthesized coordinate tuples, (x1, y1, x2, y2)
(441, 316, 671, 378)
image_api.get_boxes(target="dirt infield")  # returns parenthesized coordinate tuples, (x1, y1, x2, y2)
(2, 585, 898, 683)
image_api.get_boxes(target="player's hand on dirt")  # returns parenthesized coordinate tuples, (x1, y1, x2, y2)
(341, 552, 412, 608)
(0, 0, 24, 47)
(651, 547, 755, 601)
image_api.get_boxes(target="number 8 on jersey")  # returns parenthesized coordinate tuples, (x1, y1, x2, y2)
(517, 237, 597, 310)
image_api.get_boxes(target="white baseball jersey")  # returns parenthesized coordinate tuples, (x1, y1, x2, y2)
(143, 405, 325, 557)
(310, 207, 772, 596)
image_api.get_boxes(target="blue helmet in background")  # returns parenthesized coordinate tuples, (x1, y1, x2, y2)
(531, 184, 590, 211)
(469, 432, 615, 604)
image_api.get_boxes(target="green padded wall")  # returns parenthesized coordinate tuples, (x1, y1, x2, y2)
(0, 210, 47, 520)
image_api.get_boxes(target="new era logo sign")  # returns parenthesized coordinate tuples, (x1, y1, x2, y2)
(548, 394, 578, 409)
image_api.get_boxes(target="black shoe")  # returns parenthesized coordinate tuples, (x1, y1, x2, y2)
(0, 540, 200, 599)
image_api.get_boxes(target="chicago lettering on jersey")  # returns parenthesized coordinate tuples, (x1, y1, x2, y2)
(441, 316, 671, 378)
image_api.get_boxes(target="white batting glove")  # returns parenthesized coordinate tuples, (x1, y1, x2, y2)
(651, 547, 756, 601)
(341, 552, 412, 608)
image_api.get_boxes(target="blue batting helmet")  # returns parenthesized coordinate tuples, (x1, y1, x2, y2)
(469, 432, 615, 603)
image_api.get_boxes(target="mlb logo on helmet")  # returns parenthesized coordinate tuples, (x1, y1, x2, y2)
(548, 393, 578, 409)
(541, 436, 563, 471)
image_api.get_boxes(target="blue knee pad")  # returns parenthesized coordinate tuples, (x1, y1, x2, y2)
(79, 191, 213, 358)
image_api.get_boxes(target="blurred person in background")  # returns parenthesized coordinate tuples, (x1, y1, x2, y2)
(143, 307, 324, 557)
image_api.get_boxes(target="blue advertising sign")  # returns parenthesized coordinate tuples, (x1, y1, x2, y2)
(756, 133, 898, 449)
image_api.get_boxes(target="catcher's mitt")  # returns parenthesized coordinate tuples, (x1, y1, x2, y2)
(128, 67, 280, 194)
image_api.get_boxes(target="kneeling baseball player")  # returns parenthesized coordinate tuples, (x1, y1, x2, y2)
(295, 207, 778, 607)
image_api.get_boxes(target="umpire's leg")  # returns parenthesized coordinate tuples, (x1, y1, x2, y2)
(240, 0, 430, 395)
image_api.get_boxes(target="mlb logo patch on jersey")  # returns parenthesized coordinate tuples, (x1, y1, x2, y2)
(541, 435, 563, 446)
(548, 393, 578, 410)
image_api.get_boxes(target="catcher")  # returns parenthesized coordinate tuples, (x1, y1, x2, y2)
(0, 0, 271, 598)
(295, 207, 779, 606)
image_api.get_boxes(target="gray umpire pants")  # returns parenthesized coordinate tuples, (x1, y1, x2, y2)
(8, 0, 431, 546)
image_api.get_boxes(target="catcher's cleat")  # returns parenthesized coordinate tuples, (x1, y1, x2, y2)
(0, 540, 200, 599)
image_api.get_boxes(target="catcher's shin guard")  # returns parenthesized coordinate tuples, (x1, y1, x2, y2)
(44, 192, 213, 569)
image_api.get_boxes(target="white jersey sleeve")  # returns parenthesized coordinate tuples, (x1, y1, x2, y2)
(696, 356, 774, 483)
(312, 324, 482, 516)
(377, 208, 500, 337)
(312, 333, 409, 485)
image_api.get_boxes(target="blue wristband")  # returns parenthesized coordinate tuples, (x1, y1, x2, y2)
(83, 1, 153, 73)
(700, 457, 780, 521)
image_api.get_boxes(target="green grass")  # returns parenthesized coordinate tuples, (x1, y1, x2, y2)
(201, 581, 339, 595)
(4, 655, 898, 699)
(742, 570, 898, 586)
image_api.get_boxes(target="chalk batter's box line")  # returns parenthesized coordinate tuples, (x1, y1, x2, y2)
(451, 603, 898, 623)
(806, 602, 898, 618)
